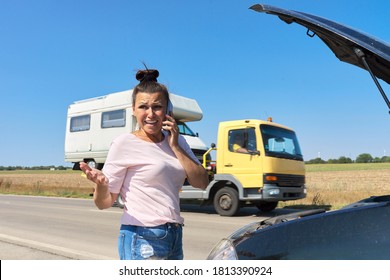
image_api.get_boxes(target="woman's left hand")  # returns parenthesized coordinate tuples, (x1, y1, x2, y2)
(163, 114, 179, 148)
(163, 114, 209, 190)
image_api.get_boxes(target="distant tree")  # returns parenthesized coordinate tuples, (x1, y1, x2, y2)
(337, 156, 353, 164)
(327, 156, 353, 164)
(306, 157, 326, 164)
(356, 153, 373, 163)
(57, 166, 68, 170)
(372, 157, 382, 163)
(381, 156, 390, 163)
(0, 165, 72, 170)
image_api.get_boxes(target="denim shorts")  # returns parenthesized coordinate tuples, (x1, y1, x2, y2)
(118, 223, 183, 260)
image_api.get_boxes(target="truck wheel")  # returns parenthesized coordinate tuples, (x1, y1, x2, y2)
(214, 187, 240, 216)
(256, 201, 278, 212)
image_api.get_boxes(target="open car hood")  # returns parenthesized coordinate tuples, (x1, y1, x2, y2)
(250, 4, 390, 110)
(207, 195, 390, 260)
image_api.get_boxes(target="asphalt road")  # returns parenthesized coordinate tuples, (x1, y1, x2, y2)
(0, 194, 295, 260)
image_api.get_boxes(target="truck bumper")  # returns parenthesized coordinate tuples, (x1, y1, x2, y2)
(243, 184, 307, 202)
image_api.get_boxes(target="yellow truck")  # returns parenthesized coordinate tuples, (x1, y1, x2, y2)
(180, 118, 307, 216)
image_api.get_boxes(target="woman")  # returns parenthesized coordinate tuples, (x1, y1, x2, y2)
(80, 68, 209, 260)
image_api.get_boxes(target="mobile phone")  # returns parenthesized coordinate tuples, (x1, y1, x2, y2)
(166, 100, 173, 116)
(163, 100, 173, 132)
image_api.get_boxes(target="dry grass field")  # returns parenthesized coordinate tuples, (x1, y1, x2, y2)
(281, 163, 390, 210)
(1, 163, 390, 210)
(0, 170, 95, 198)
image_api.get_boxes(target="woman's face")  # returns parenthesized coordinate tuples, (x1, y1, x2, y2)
(132, 91, 167, 136)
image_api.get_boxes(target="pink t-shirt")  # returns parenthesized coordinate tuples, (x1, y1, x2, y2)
(102, 132, 199, 226)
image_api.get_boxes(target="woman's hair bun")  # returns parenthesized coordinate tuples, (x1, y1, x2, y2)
(135, 69, 159, 83)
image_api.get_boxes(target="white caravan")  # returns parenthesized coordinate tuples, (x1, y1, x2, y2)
(65, 89, 208, 170)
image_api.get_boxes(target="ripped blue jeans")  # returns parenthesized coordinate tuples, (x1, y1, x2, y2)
(118, 223, 183, 260)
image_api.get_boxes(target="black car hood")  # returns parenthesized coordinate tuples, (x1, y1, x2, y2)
(224, 195, 390, 260)
(250, 4, 390, 85)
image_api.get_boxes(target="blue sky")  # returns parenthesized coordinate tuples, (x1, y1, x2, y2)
(0, 0, 389, 166)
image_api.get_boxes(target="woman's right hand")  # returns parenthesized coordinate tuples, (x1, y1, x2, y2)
(80, 162, 108, 187)
(80, 162, 116, 209)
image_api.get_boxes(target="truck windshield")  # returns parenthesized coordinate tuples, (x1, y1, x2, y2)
(177, 121, 197, 137)
(261, 124, 303, 161)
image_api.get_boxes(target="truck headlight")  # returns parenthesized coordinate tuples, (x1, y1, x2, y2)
(207, 239, 238, 260)
(269, 189, 280, 196)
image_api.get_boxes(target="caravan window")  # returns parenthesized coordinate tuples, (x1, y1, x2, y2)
(70, 115, 90, 132)
(101, 109, 126, 128)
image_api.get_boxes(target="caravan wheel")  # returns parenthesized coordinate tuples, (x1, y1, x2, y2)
(86, 160, 97, 169)
(116, 195, 125, 209)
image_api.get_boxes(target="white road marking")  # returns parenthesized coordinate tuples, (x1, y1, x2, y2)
(0, 233, 114, 260)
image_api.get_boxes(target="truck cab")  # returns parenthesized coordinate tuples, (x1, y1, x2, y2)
(180, 118, 307, 216)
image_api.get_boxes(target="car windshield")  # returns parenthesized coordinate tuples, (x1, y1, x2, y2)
(261, 124, 303, 161)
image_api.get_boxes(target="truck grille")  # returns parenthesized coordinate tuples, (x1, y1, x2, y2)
(263, 173, 305, 187)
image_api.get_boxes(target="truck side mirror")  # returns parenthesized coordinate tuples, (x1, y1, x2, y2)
(249, 150, 260, 156)
(211, 143, 216, 148)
